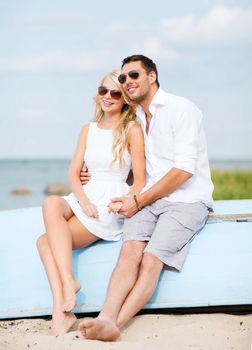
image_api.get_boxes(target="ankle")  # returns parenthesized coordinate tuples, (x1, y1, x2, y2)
(98, 313, 117, 325)
(62, 274, 76, 284)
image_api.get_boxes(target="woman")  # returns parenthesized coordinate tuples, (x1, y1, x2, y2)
(36, 70, 146, 336)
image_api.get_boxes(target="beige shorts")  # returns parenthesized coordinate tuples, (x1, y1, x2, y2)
(122, 199, 209, 271)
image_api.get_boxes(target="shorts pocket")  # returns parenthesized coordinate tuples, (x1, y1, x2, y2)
(169, 210, 206, 251)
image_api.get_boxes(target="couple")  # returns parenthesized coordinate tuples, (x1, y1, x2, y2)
(37, 54, 214, 340)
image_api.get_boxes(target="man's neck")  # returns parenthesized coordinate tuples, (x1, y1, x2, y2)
(139, 85, 159, 116)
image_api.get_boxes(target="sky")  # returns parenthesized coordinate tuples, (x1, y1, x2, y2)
(0, 0, 252, 160)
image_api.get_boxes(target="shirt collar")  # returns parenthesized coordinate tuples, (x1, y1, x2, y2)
(136, 87, 166, 119)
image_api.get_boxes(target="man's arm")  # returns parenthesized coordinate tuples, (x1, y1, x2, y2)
(80, 164, 91, 185)
(139, 167, 192, 207)
(114, 167, 192, 217)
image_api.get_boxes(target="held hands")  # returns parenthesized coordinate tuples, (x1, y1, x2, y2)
(110, 195, 139, 218)
(108, 201, 123, 214)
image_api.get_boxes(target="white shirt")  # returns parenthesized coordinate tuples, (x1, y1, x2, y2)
(136, 88, 214, 208)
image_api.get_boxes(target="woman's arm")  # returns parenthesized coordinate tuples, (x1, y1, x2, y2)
(127, 123, 146, 195)
(108, 123, 146, 214)
(68, 124, 98, 218)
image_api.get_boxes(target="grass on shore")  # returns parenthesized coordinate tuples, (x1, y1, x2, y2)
(211, 169, 252, 200)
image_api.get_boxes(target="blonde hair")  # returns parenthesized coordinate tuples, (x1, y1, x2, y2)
(93, 70, 136, 166)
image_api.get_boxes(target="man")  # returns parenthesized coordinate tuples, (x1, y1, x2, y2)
(79, 54, 214, 341)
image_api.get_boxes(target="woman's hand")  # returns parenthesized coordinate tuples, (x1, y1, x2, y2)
(82, 203, 99, 218)
(110, 196, 138, 218)
(107, 201, 123, 214)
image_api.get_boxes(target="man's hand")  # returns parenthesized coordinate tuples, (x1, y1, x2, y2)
(110, 196, 138, 218)
(80, 165, 91, 185)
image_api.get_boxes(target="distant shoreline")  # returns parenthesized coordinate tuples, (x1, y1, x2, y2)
(0, 159, 251, 210)
(0, 158, 252, 170)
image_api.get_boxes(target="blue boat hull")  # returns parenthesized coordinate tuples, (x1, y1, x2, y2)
(0, 199, 252, 319)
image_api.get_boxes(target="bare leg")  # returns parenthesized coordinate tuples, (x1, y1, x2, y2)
(117, 252, 163, 329)
(80, 251, 163, 341)
(37, 212, 99, 335)
(42, 195, 81, 312)
(79, 240, 146, 341)
(37, 234, 76, 335)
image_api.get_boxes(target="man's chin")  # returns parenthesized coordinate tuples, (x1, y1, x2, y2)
(126, 92, 140, 102)
(128, 93, 137, 100)
(130, 94, 145, 104)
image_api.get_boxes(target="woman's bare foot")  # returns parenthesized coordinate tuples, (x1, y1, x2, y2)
(62, 278, 81, 312)
(79, 317, 120, 341)
(50, 310, 77, 336)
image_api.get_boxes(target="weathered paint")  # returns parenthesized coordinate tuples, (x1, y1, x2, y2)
(0, 199, 252, 319)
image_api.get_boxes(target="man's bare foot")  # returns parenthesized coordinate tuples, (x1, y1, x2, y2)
(62, 278, 81, 312)
(79, 317, 120, 341)
(50, 310, 77, 336)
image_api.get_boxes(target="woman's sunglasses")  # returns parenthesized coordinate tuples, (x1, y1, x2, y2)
(118, 70, 139, 84)
(98, 86, 122, 100)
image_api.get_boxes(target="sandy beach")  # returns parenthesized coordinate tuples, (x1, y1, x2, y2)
(0, 313, 251, 350)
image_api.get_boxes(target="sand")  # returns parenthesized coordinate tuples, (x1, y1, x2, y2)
(0, 313, 251, 350)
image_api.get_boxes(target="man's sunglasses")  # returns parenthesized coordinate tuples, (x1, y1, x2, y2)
(98, 86, 122, 100)
(118, 70, 139, 84)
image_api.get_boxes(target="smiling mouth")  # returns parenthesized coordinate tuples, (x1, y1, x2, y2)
(127, 86, 137, 94)
(102, 99, 114, 106)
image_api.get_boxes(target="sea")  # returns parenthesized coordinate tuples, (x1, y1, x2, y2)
(0, 158, 252, 211)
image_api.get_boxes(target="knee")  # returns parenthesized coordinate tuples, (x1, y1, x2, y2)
(42, 195, 63, 216)
(118, 241, 144, 268)
(36, 234, 49, 253)
(140, 252, 163, 275)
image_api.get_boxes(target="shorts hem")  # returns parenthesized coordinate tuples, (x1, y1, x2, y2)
(123, 236, 150, 242)
(144, 248, 184, 271)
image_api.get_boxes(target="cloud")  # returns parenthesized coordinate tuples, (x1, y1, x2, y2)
(102, 22, 178, 62)
(101, 5, 252, 63)
(1, 5, 251, 74)
(132, 39, 178, 61)
(160, 5, 252, 46)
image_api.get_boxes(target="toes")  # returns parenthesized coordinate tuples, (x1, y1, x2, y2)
(79, 318, 96, 339)
(79, 318, 94, 330)
(80, 327, 86, 338)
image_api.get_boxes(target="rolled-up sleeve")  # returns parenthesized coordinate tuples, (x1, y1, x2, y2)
(173, 103, 202, 174)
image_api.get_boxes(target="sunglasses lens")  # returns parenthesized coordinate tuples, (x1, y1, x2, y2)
(98, 86, 122, 100)
(128, 70, 139, 79)
(110, 90, 122, 100)
(98, 86, 108, 96)
(118, 71, 139, 84)
(118, 74, 126, 84)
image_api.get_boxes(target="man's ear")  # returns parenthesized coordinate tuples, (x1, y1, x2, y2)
(149, 71, 157, 85)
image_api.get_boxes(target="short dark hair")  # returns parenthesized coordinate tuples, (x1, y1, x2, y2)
(121, 54, 160, 87)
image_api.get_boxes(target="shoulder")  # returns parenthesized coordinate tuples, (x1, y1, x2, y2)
(163, 92, 203, 121)
(79, 123, 91, 139)
(81, 122, 92, 132)
(127, 121, 143, 138)
(127, 122, 144, 148)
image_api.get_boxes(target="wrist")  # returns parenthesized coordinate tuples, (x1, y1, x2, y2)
(78, 199, 91, 208)
(133, 194, 143, 211)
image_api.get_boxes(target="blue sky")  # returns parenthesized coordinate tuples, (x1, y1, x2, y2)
(0, 0, 252, 159)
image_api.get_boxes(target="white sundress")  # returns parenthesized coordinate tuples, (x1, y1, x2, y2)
(63, 122, 131, 241)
